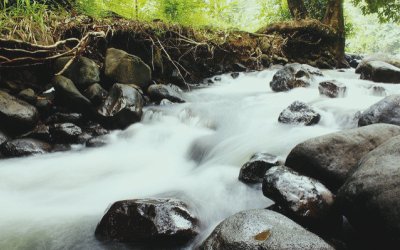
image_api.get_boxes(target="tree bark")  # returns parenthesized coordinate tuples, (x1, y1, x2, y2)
(287, 0, 308, 20)
(323, 0, 347, 67)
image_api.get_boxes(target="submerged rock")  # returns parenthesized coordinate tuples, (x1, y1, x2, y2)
(199, 209, 334, 250)
(97, 83, 144, 129)
(0, 138, 52, 157)
(147, 84, 185, 103)
(338, 135, 400, 247)
(105, 48, 152, 89)
(318, 80, 347, 98)
(95, 198, 199, 246)
(358, 95, 400, 126)
(270, 63, 322, 92)
(278, 101, 320, 126)
(86, 136, 107, 148)
(239, 153, 280, 184)
(0, 90, 39, 133)
(285, 124, 400, 191)
(357, 60, 400, 83)
(262, 166, 337, 230)
(369, 85, 387, 97)
(50, 123, 82, 144)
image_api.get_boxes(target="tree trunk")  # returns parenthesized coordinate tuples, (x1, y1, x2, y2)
(323, 0, 347, 68)
(287, 0, 308, 20)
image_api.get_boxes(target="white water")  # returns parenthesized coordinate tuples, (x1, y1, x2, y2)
(0, 68, 397, 250)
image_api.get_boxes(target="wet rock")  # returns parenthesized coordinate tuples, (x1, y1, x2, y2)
(270, 63, 322, 92)
(231, 72, 240, 79)
(278, 101, 320, 126)
(338, 135, 400, 247)
(262, 166, 337, 230)
(54, 56, 100, 90)
(0, 138, 52, 157)
(84, 83, 108, 106)
(81, 122, 108, 136)
(239, 153, 280, 184)
(86, 136, 107, 148)
(18, 88, 36, 104)
(0, 130, 8, 145)
(147, 84, 185, 103)
(199, 209, 334, 250)
(46, 112, 84, 125)
(23, 124, 51, 142)
(105, 48, 152, 89)
(52, 75, 92, 113)
(0, 90, 39, 133)
(95, 198, 199, 246)
(357, 60, 400, 83)
(356, 54, 400, 71)
(52, 144, 71, 152)
(369, 85, 387, 97)
(160, 99, 174, 106)
(358, 95, 400, 126)
(97, 84, 144, 129)
(50, 123, 82, 144)
(318, 80, 347, 98)
(285, 124, 400, 191)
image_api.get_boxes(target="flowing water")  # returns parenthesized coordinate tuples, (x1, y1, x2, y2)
(0, 68, 397, 249)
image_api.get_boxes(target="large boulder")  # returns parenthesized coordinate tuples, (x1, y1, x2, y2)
(358, 95, 400, 127)
(356, 54, 400, 71)
(356, 60, 400, 83)
(52, 75, 92, 112)
(285, 124, 400, 191)
(0, 138, 52, 157)
(262, 166, 337, 230)
(95, 198, 199, 246)
(147, 84, 185, 103)
(199, 209, 334, 250)
(270, 63, 322, 92)
(318, 80, 347, 98)
(105, 48, 152, 89)
(239, 152, 280, 184)
(54, 56, 100, 90)
(0, 90, 39, 133)
(338, 135, 400, 247)
(97, 83, 144, 129)
(278, 101, 320, 126)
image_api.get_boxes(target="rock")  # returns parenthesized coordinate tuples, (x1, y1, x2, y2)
(105, 48, 152, 89)
(52, 144, 71, 152)
(0, 130, 8, 145)
(86, 136, 107, 148)
(262, 166, 337, 230)
(18, 88, 37, 104)
(0, 90, 39, 133)
(270, 63, 322, 92)
(278, 101, 320, 126)
(231, 72, 240, 79)
(338, 135, 400, 246)
(0, 138, 52, 157)
(285, 124, 400, 191)
(358, 95, 400, 126)
(52, 75, 92, 113)
(356, 54, 400, 71)
(349, 59, 360, 69)
(159, 99, 174, 106)
(84, 83, 108, 106)
(318, 80, 347, 98)
(198, 209, 334, 250)
(95, 198, 199, 246)
(23, 124, 51, 142)
(147, 84, 185, 103)
(369, 85, 386, 97)
(50, 123, 82, 144)
(54, 56, 100, 90)
(97, 84, 144, 129)
(239, 153, 280, 184)
(46, 112, 84, 125)
(356, 60, 400, 83)
(81, 122, 108, 136)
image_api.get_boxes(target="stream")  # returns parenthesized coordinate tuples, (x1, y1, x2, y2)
(0, 68, 396, 249)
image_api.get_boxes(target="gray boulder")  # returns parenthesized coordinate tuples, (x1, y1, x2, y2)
(278, 101, 320, 126)
(97, 83, 144, 129)
(357, 60, 400, 83)
(358, 95, 400, 126)
(54, 56, 100, 90)
(263, 166, 337, 230)
(285, 124, 400, 191)
(0, 138, 52, 157)
(318, 80, 347, 98)
(199, 209, 333, 250)
(338, 135, 400, 246)
(95, 198, 199, 246)
(105, 48, 152, 89)
(239, 152, 280, 184)
(147, 84, 185, 103)
(52, 75, 92, 112)
(270, 63, 322, 92)
(0, 90, 39, 133)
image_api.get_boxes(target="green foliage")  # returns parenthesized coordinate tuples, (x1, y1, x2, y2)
(351, 0, 400, 23)
(304, 0, 328, 20)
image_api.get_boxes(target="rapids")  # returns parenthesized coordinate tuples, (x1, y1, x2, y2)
(0, 68, 396, 249)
